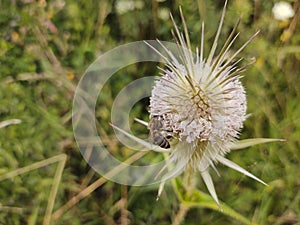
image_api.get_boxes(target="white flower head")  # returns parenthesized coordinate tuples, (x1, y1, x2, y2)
(146, 0, 266, 205)
(272, 1, 295, 21)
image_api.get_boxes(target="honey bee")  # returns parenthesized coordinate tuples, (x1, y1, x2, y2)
(148, 115, 172, 149)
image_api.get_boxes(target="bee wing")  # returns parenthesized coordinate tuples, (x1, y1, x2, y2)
(110, 123, 171, 153)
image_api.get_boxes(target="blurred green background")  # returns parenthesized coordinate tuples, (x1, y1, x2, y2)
(0, 0, 299, 224)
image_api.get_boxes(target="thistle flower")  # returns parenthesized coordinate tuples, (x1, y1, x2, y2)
(145, 1, 265, 205)
(111, 0, 283, 206)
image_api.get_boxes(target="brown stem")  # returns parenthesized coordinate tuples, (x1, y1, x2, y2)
(171, 204, 189, 225)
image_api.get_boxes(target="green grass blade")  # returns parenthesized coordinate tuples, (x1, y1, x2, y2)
(173, 179, 253, 225)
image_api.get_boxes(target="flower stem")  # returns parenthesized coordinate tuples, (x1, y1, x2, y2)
(184, 165, 196, 196)
(172, 167, 194, 225)
(171, 203, 189, 225)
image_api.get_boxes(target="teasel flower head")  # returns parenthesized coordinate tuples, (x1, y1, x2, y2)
(109, 0, 282, 206)
(145, 0, 266, 205)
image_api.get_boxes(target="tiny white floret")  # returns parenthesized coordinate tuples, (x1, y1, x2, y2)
(272, 1, 295, 21)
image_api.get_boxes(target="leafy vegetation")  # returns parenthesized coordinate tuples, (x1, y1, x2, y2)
(0, 0, 299, 224)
